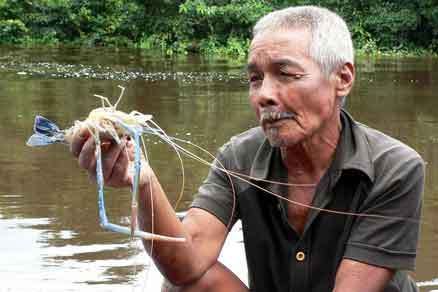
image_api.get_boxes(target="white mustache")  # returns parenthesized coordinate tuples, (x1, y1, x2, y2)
(260, 111, 296, 123)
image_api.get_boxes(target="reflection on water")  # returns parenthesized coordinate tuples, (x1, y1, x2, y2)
(0, 48, 437, 291)
(1, 218, 148, 289)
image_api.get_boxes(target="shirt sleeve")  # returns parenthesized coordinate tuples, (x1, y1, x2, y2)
(344, 149, 425, 270)
(190, 142, 240, 229)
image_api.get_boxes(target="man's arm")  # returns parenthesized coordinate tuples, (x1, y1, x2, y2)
(138, 176, 229, 285)
(333, 259, 394, 292)
(71, 131, 228, 286)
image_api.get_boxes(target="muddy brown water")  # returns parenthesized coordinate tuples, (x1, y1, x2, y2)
(0, 47, 437, 291)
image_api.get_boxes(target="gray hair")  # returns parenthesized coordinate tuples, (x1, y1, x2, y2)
(253, 6, 354, 77)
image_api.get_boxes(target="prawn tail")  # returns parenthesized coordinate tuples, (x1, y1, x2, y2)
(26, 115, 65, 147)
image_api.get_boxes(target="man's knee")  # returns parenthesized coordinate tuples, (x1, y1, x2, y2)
(160, 271, 216, 292)
(161, 278, 181, 292)
(160, 262, 247, 292)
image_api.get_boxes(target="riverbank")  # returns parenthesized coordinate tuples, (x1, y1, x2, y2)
(3, 40, 437, 62)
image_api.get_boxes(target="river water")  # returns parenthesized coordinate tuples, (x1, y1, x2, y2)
(0, 47, 437, 291)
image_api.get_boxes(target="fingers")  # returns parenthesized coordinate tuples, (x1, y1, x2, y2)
(70, 127, 90, 158)
(102, 139, 127, 182)
(108, 141, 131, 186)
(93, 137, 133, 187)
(78, 137, 96, 171)
(126, 138, 136, 161)
(75, 134, 138, 188)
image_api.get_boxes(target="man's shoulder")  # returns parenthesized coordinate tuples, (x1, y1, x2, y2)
(217, 127, 266, 169)
(221, 126, 265, 151)
(230, 126, 265, 144)
(356, 122, 422, 162)
(354, 122, 424, 182)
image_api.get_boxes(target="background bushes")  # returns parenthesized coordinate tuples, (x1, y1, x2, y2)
(0, 0, 436, 56)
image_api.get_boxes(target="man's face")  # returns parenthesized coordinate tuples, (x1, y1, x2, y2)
(247, 28, 340, 147)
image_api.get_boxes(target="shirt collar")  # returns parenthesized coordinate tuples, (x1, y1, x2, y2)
(335, 110, 375, 182)
(249, 137, 274, 181)
(249, 109, 375, 183)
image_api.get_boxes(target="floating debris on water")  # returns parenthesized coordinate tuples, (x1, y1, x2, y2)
(0, 61, 247, 83)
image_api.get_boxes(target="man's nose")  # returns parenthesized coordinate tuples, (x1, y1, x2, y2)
(256, 77, 279, 107)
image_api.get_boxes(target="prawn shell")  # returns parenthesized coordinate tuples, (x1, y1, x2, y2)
(62, 105, 153, 144)
(63, 121, 129, 145)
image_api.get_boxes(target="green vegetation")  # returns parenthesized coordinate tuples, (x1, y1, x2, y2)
(0, 0, 437, 57)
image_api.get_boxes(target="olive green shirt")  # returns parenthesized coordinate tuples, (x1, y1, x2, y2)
(192, 110, 424, 291)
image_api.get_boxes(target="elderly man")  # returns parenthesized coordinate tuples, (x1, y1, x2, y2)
(71, 6, 424, 292)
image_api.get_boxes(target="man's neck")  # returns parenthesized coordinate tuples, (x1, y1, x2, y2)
(281, 116, 342, 184)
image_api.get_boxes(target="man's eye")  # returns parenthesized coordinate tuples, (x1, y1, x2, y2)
(249, 74, 262, 83)
(281, 71, 303, 79)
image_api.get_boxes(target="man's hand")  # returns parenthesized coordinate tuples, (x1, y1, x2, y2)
(69, 128, 152, 188)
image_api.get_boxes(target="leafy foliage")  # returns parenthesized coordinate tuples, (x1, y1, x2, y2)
(0, 0, 436, 56)
(0, 19, 28, 44)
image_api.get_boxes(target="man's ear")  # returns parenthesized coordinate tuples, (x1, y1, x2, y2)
(334, 62, 355, 97)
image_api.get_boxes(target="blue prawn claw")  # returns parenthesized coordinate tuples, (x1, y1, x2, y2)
(26, 115, 65, 146)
